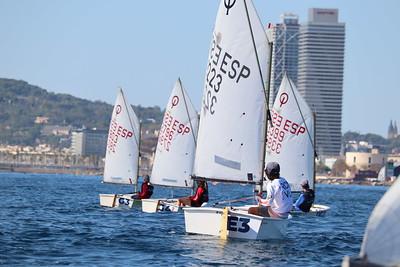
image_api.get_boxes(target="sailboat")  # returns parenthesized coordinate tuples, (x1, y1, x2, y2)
(99, 89, 141, 208)
(341, 178, 400, 267)
(263, 74, 330, 216)
(141, 78, 199, 213)
(183, 0, 289, 240)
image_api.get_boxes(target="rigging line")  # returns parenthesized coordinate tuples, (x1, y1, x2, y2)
(243, 0, 272, 187)
(193, 176, 258, 185)
(136, 122, 142, 187)
(243, 0, 269, 105)
(178, 78, 197, 144)
(119, 88, 140, 149)
(286, 77, 317, 157)
(213, 195, 254, 206)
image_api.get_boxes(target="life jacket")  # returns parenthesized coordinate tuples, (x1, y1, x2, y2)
(191, 184, 209, 207)
(299, 189, 315, 212)
(139, 182, 154, 199)
(200, 185, 209, 203)
(147, 183, 154, 198)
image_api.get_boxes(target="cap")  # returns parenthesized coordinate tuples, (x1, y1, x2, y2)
(301, 179, 309, 188)
(265, 162, 280, 176)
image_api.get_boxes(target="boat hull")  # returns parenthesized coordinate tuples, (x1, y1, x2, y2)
(99, 193, 140, 208)
(183, 207, 289, 240)
(141, 199, 180, 213)
(291, 204, 330, 217)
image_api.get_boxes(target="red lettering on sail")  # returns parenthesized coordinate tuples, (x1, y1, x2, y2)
(158, 111, 191, 152)
(107, 118, 134, 153)
(267, 110, 307, 154)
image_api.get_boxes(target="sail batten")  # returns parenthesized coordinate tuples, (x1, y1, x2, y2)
(194, 0, 269, 183)
(103, 89, 140, 185)
(150, 79, 199, 188)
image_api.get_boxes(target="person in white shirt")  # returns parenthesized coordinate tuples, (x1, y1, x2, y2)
(248, 162, 293, 218)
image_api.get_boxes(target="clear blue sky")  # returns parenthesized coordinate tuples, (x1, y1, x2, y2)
(0, 0, 399, 137)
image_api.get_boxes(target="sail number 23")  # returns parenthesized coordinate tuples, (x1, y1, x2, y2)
(204, 62, 222, 115)
(203, 35, 251, 115)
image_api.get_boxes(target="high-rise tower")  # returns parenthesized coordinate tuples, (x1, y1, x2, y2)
(297, 8, 345, 156)
(269, 13, 300, 107)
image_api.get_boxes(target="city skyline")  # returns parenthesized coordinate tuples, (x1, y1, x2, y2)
(0, 0, 399, 137)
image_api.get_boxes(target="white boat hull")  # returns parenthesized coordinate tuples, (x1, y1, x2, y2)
(309, 204, 330, 216)
(99, 194, 140, 208)
(183, 207, 289, 240)
(291, 204, 330, 217)
(141, 199, 180, 213)
(235, 204, 331, 217)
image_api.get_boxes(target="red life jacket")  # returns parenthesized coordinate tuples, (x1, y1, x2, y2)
(138, 182, 154, 199)
(190, 186, 209, 207)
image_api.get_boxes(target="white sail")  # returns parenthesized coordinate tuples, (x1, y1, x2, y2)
(194, 0, 269, 183)
(360, 178, 400, 266)
(151, 78, 198, 188)
(103, 89, 140, 185)
(264, 75, 314, 191)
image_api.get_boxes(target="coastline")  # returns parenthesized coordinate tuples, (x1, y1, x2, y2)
(0, 165, 102, 176)
(0, 165, 394, 187)
(316, 176, 393, 186)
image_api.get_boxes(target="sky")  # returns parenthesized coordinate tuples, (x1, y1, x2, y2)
(0, 0, 399, 137)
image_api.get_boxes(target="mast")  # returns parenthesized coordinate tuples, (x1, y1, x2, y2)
(313, 112, 316, 192)
(136, 121, 141, 193)
(261, 37, 273, 191)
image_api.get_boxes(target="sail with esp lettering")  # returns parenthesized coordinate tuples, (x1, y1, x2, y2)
(194, 0, 270, 183)
(103, 89, 140, 185)
(151, 78, 198, 188)
(264, 74, 314, 192)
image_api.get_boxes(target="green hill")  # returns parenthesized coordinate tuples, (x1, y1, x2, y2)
(0, 78, 163, 145)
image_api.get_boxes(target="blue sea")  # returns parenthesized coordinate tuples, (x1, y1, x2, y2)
(0, 172, 387, 266)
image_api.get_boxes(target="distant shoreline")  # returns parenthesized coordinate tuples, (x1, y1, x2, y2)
(0, 166, 393, 186)
(316, 176, 393, 186)
(0, 165, 102, 176)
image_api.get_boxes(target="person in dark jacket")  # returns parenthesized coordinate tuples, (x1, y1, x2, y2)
(133, 175, 153, 199)
(178, 180, 209, 207)
(293, 179, 315, 212)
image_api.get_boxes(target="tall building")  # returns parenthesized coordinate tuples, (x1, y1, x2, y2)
(297, 8, 345, 156)
(71, 129, 108, 157)
(269, 13, 300, 107)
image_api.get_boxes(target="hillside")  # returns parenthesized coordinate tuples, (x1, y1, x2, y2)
(0, 78, 163, 145)
(343, 131, 400, 154)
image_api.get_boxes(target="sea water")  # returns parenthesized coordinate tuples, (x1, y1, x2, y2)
(0, 172, 386, 266)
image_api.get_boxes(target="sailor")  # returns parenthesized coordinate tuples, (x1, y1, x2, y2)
(248, 162, 293, 218)
(133, 175, 154, 199)
(177, 179, 209, 207)
(293, 179, 315, 212)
